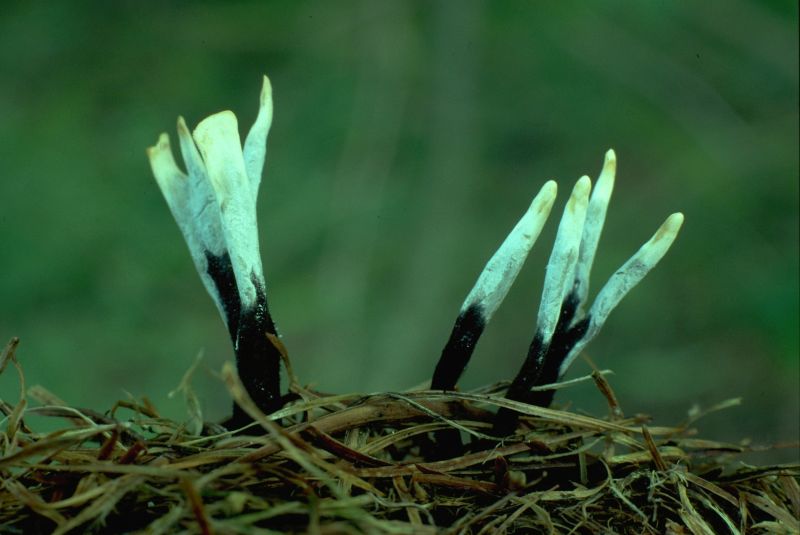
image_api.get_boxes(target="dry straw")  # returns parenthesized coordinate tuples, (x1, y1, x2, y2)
(1, 338, 797, 534)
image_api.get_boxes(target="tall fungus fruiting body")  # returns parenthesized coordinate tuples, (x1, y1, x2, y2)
(432, 181, 559, 391)
(148, 76, 283, 428)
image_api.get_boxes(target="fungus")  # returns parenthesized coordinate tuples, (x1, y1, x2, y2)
(431, 180, 557, 391)
(147, 76, 682, 439)
(147, 76, 282, 427)
(494, 151, 683, 434)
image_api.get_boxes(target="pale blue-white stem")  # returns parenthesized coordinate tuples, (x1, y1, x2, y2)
(243, 75, 273, 197)
(461, 180, 558, 322)
(193, 111, 265, 311)
(558, 212, 684, 376)
(572, 149, 616, 316)
(176, 116, 227, 260)
(147, 134, 230, 323)
(535, 175, 592, 348)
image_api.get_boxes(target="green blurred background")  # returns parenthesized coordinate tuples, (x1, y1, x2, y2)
(1, 1, 797, 460)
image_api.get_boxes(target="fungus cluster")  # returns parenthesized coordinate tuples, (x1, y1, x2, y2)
(147, 76, 683, 435)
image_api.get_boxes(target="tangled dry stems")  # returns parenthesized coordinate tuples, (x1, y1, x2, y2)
(1, 337, 798, 534)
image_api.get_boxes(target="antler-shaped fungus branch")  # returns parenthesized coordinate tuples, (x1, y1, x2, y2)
(147, 76, 283, 427)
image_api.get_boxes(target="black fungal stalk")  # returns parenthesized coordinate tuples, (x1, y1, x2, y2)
(206, 252, 283, 426)
(431, 304, 486, 391)
(494, 291, 588, 435)
(527, 295, 589, 407)
(205, 252, 242, 340)
(430, 304, 486, 457)
(228, 278, 282, 428)
(205, 252, 282, 429)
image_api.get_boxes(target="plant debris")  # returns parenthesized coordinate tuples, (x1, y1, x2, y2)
(1, 338, 798, 534)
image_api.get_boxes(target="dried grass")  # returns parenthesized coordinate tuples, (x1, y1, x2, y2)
(1, 337, 798, 534)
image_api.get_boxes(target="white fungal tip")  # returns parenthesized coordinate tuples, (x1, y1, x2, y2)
(243, 76, 274, 194)
(147, 132, 192, 245)
(540, 179, 558, 201)
(147, 132, 170, 156)
(192, 111, 248, 196)
(571, 175, 592, 209)
(193, 110, 239, 148)
(530, 180, 558, 215)
(645, 212, 684, 255)
(604, 149, 617, 173)
(260, 75, 273, 107)
(633, 212, 685, 272)
(177, 115, 191, 137)
(662, 212, 684, 236)
(146, 133, 182, 180)
(577, 174, 592, 192)
(597, 151, 616, 192)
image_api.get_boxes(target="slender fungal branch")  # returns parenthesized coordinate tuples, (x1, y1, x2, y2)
(147, 76, 283, 427)
(558, 212, 684, 377)
(502, 176, 591, 404)
(431, 181, 557, 391)
(573, 149, 617, 315)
